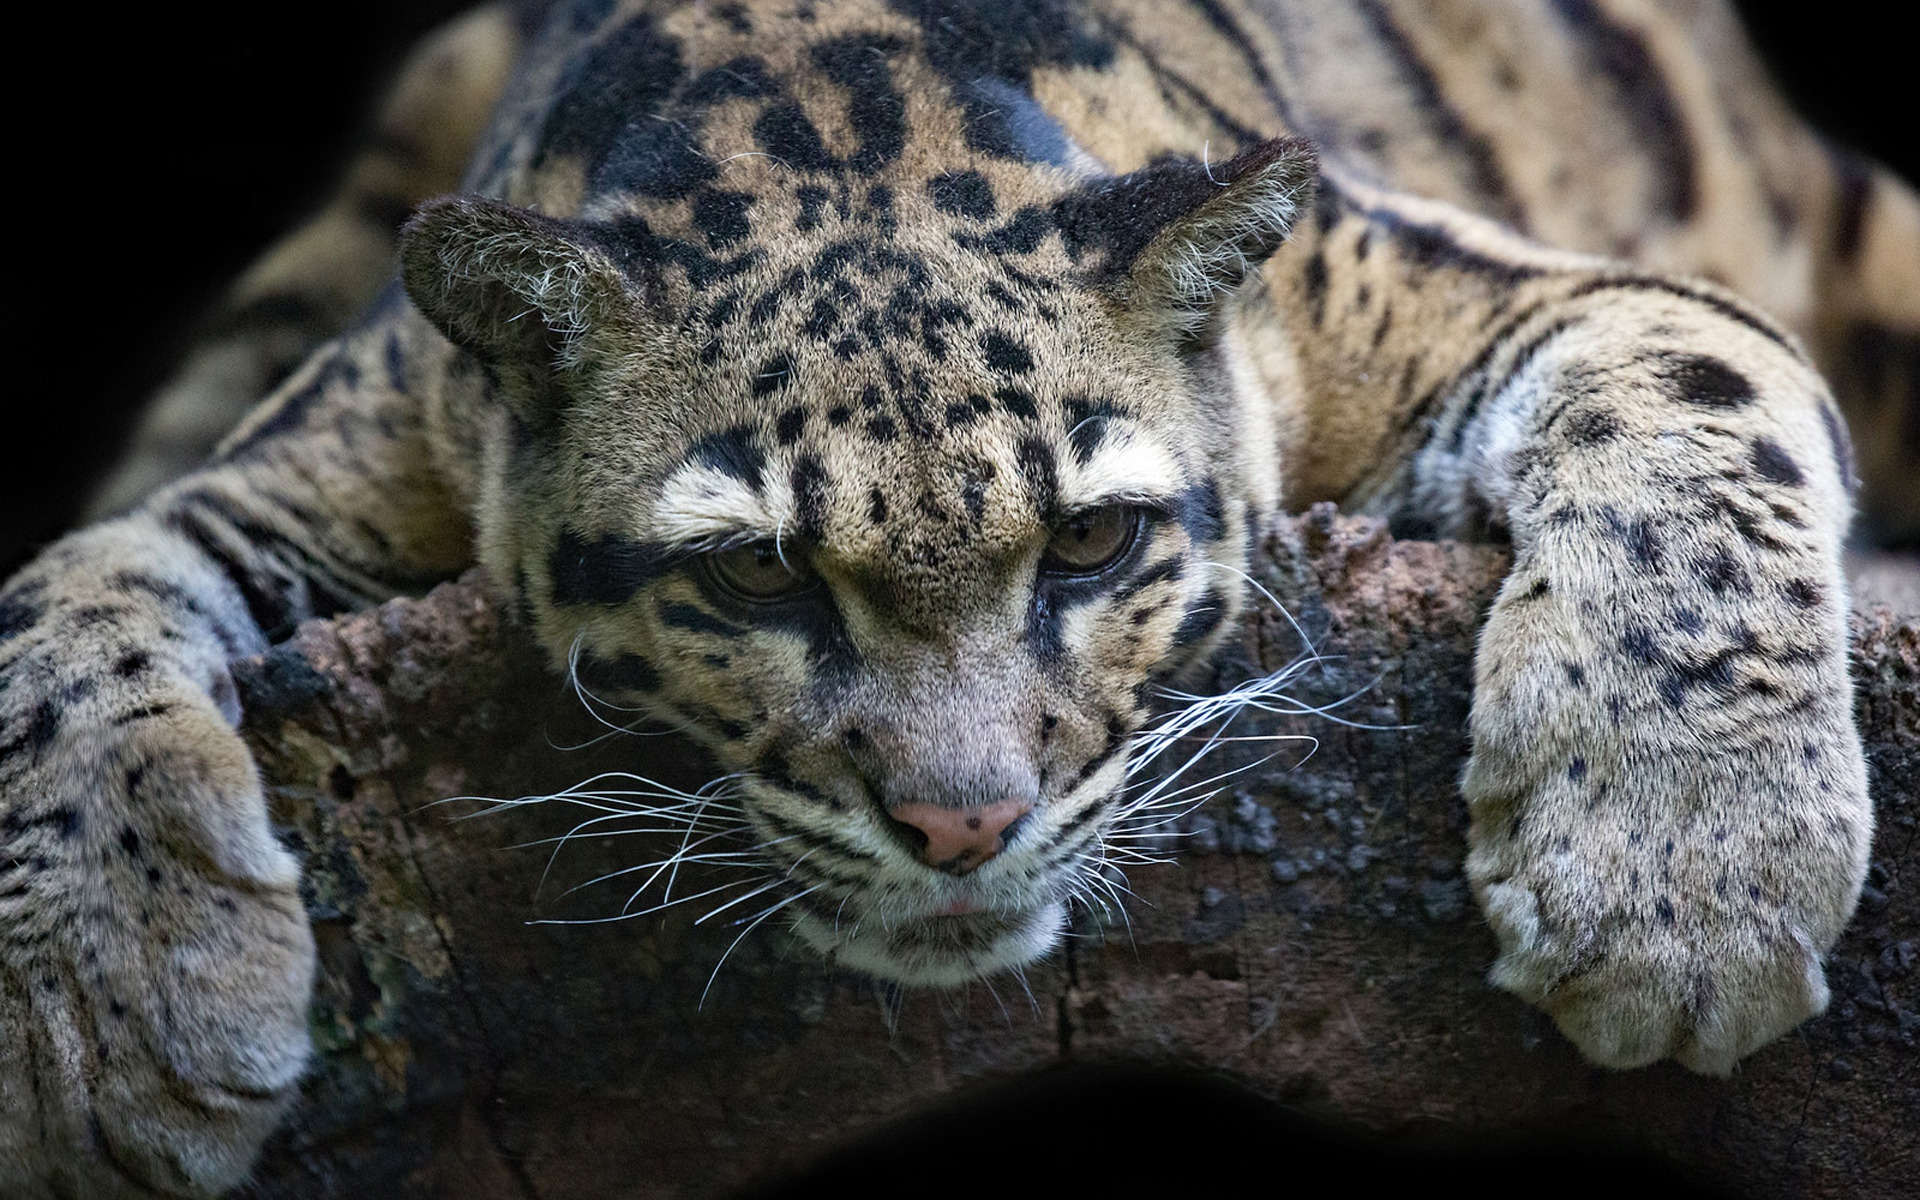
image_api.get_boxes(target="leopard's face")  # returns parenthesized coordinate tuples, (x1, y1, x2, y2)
(500, 216, 1251, 983)
(402, 109, 1313, 982)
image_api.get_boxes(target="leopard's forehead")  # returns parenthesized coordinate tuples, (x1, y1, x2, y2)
(489, 0, 1115, 217)
(575, 208, 1188, 616)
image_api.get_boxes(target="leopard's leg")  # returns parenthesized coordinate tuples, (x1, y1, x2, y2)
(0, 296, 475, 1196)
(83, 2, 521, 520)
(1241, 171, 1870, 1073)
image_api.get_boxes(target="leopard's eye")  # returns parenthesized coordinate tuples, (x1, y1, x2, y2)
(706, 542, 816, 601)
(1041, 505, 1142, 576)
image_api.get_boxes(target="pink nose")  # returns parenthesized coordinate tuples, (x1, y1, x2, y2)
(887, 799, 1033, 875)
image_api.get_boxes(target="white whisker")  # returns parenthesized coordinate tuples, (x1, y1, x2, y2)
(700, 884, 824, 1009)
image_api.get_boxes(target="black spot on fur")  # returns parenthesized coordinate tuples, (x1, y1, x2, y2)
(775, 407, 809, 446)
(1563, 408, 1624, 446)
(1568, 757, 1588, 782)
(692, 189, 754, 247)
(792, 455, 831, 538)
(1064, 396, 1120, 465)
(1655, 895, 1675, 925)
(1016, 437, 1059, 515)
(891, 0, 1113, 93)
(1783, 578, 1823, 609)
(1620, 624, 1664, 667)
(1659, 354, 1755, 408)
(0, 589, 45, 645)
(958, 206, 1055, 257)
(929, 170, 997, 219)
(548, 529, 676, 608)
(1564, 662, 1586, 687)
(661, 602, 746, 638)
(996, 386, 1039, 420)
(1601, 508, 1663, 573)
(1516, 577, 1551, 602)
(1176, 480, 1227, 546)
(811, 35, 909, 173)
(602, 214, 760, 290)
(751, 354, 795, 399)
(1302, 248, 1328, 326)
(865, 415, 899, 442)
(796, 185, 831, 232)
(755, 102, 836, 172)
(1706, 494, 1792, 553)
(867, 487, 889, 525)
(693, 424, 768, 489)
(537, 15, 687, 179)
(1171, 588, 1227, 649)
(113, 651, 151, 678)
(1749, 437, 1804, 487)
(575, 652, 662, 693)
(1660, 644, 1741, 708)
(980, 331, 1034, 374)
(0, 700, 60, 765)
(1693, 546, 1750, 596)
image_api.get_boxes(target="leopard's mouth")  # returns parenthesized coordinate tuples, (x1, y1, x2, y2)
(785, 896, 1070, 987)
(747, 753, 1131, 987)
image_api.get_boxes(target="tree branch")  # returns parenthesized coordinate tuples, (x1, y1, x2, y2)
(232, 507, 1920, 1198)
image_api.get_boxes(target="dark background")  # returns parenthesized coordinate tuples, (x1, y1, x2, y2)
(4, 1, 1912, 577)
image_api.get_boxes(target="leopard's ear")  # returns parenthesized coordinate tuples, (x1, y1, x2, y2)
(400, 195, 651, 415)
(1053, 136, 1318, 338)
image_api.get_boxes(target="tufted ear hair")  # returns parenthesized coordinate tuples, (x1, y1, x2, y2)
(1053, 136, 1318, 338)
(400, 195, 646, 415)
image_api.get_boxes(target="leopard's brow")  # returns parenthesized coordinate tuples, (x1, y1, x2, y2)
(651, 458, 790, 548)
(1057, 429, 1184, 513)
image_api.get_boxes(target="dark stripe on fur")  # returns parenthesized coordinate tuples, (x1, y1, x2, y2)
(1552, 0, 1698, 222)
(1353, 0, 1526, 230)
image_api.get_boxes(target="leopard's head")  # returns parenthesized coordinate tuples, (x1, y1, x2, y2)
(401, 136, 1315, 985)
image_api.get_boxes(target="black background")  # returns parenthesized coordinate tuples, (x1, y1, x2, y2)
(3, 0, 1910, 578)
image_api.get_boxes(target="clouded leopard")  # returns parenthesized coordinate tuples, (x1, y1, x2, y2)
(4, 1, 1915, 1195)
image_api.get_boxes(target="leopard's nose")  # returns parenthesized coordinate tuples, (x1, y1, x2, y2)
(886, 799, 1033, 875)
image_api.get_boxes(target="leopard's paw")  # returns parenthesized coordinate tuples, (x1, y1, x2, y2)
(1, 659, 315, 1198)
(1461, 574, 1871, 1074)
(1474, 848, 1834, 1074)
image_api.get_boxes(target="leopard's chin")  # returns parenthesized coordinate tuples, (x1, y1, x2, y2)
(786, 899, 1069, 988)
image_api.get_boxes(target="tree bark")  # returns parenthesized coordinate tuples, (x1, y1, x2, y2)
(231, 506, 1920, 1199)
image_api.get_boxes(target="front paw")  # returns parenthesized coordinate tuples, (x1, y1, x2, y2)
(1461, 575, 1872, 1074)
(1, 671, 315, 1197)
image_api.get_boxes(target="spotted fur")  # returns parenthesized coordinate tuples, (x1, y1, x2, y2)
(3, 1, 1912, 1194)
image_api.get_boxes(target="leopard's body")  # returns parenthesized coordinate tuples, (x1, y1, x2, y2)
(3, 1, 1915, 1195)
